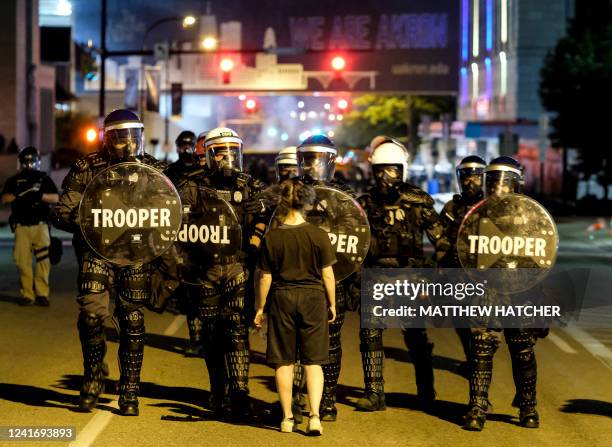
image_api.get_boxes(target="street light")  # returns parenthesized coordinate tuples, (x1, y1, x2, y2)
(182, 15, 196, 27)
(201, 36, 218, 51)
(140, 15, 197, 149)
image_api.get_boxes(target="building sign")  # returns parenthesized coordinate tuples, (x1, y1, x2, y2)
(75, 0, 458, 93)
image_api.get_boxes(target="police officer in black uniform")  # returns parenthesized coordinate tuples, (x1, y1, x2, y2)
(356, 137, 450, 412)
(52, 109, 166, 416)
(294, 134, 358, 421)
(440, 156, 487, 370)
(2, 147, 58, 306)
(178, 127, 267, 420)
(463, 156, 543, 431)
(164, 130, 204, 357)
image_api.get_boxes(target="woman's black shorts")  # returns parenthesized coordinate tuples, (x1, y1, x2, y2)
(267, 287, 329, 365)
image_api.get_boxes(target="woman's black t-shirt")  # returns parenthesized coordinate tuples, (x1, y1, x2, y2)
(258, 222, 336, 290)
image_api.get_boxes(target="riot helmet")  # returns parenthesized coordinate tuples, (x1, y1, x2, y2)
(370, 138, 410, 194)
(103, 109, 144, 162)
(297, 135, 337, 182)
(485, 156, 523, 196)
(203, 127, 243, 175)
(175, 130, 196, 163)
(275, 146, 298, 182)
(18, 146, 41, 171)
(456, 155, 486, 200)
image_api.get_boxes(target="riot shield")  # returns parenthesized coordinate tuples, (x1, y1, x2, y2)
(270, 185, 370, 282)
(78, 162, 182, 266)
(457, 193, 558, 293)
(175, 187, 242, 284)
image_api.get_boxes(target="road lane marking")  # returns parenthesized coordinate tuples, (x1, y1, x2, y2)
(69, 401, 119, 447)
(163, 315, 186, 336)
(547, 331, 578, 354)
(68, 314, 187, 446)
(564, 323, 612, 371)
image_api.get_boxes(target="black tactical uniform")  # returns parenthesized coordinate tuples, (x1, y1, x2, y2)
(463, 156, 543, 431)
(179, 127, 267, 419)
(439, 155, 487, 368)
(357, 183, 449, 410)
(52, 110, 165, 416)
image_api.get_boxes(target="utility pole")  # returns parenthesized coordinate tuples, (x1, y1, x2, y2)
(99, 0, 107, 118)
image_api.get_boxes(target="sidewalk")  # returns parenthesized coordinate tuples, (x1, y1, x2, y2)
(0, 222, 73, 243)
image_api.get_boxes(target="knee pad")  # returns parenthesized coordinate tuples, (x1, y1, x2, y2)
(360, 328, 383, 352)
(118, 308, 145, 350)
(77, 311, 104, 342)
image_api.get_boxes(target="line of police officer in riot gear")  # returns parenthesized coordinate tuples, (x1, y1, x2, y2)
(52, 108, 544, 431)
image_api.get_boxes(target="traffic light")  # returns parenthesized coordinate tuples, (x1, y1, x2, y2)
(336, 98, 350, 112)
(331, 55, 346, 72)
(244, 98, 259, 114)
(220, 58, 234, 84)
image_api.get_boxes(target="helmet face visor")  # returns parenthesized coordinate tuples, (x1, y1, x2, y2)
(21, 157, 41, 171)
(485, 170, 521, 196)
(276, 163, 299, 182)
(458, 167, 484, 198)
(105, 127, 144, 160)
(298, 151, 336, 182)
(373, 164, 402, 192)
(206, 142, 243, 172)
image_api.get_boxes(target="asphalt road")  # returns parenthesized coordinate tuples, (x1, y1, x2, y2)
(0, 238, 610, 447)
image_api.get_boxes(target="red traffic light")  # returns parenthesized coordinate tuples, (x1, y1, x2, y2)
(244, 98, 258, 113)
(331, 56, 346, 71)
(220, 58, 234, 72)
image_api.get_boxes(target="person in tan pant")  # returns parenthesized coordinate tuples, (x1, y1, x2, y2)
(2, 147, 59, 306)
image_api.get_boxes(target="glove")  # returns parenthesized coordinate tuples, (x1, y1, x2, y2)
(244, 195, 267, 215)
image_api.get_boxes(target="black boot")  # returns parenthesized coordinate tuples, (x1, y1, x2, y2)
(118, 309, 145, 416)
(507, 329, 539, 429)
(77, 313, 107, 412)
(356, 391, 386, 411)
(519, 405, 540, 428)
(321, 346, 341, 421)
(463, 405, 487, 431)
(464, 332, 498, 431)
(356, 339, 386, 411)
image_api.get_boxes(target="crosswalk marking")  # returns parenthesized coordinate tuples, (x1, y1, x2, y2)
(564, 323, 612, 371)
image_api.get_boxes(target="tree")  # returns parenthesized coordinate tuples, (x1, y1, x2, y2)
(333, 94, 454, 151)
(539, 5, 612, 199)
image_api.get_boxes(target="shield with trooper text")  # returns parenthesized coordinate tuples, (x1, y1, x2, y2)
(174, 186, 242, 284)
(78, 162, 182, 265)
(457, 193, 558, 293)
(270, 185, 370, 282)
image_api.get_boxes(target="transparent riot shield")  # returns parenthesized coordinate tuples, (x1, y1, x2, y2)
(457, 193, 559, 293)
(175, 186, 242, 284)
(78, 162, 182, 266)
(270, 185, 370, 282)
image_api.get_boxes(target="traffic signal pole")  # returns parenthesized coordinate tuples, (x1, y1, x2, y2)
(99, 0, 107, 118)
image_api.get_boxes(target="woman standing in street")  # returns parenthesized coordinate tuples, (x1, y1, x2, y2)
(254, 178, 336, 435)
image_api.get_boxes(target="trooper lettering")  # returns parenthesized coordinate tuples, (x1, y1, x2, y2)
(91, 208, 172, 228)
(467, 235, 546, 257)
(328, 233, 359, 254)
(177, 224, 230, 244)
